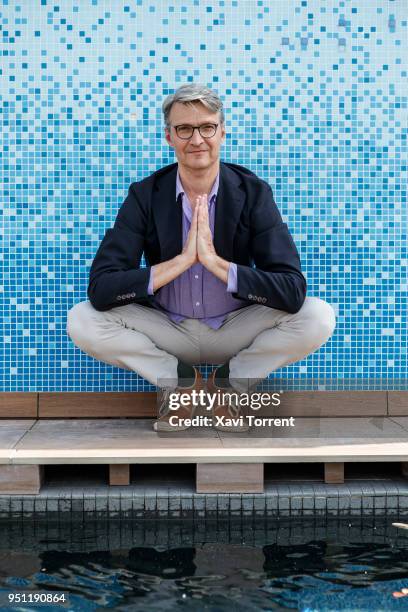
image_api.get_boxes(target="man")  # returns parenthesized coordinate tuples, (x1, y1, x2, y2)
(67, 83, 336, 433)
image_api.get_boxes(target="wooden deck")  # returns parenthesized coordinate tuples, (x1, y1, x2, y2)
(0, 416, 407, 494)
(2, 390, 408, 418)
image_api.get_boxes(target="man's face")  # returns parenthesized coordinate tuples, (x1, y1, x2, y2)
(165, 101, 226, 172)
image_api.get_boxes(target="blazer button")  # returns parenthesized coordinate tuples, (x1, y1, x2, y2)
(131, 292, 136, 297)
(117, 296, 122, 301)
(248, 294, 253, 300)
(262, 297, 267, 303)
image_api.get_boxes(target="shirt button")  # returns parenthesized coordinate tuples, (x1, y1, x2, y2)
(194, 275, 199, 279)
(195, 302, 200, 306)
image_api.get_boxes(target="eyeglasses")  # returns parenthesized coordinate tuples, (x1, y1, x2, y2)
(172, 123, 218, 140)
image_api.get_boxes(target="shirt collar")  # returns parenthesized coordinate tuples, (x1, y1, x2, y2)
(176, 167, 219, 203)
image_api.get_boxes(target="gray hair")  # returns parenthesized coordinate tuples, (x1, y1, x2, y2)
(162, 83, 225, 129)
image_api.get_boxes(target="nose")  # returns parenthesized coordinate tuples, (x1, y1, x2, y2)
(190, 129, 204, 146)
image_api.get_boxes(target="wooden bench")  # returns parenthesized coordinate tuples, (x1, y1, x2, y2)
(0, 391, 407, 494)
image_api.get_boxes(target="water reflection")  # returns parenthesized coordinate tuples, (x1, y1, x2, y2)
(0, 519, 407, 610)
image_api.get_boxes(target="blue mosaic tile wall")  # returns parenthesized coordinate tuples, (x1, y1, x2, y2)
(1, 1, 407, 391)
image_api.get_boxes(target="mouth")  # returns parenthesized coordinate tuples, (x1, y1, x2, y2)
(189, 150, 207, 154)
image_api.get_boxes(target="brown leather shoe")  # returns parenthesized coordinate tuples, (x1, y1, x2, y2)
(207, 369, 250, 432)
(153, 367, 204, 432)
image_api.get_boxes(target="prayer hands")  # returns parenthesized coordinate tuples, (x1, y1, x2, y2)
(181, 193, 229, 284)
(196, 194, 217, 266)
(182, 194, 216, 267)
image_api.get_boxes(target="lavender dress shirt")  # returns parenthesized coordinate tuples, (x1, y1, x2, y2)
(146, 168, 246, 329)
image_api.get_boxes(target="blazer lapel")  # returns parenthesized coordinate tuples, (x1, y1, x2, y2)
(152, 165, 183, 261)
(214, 162, 245, 261)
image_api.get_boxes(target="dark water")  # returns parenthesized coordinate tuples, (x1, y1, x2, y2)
(0, 518, 408, 611)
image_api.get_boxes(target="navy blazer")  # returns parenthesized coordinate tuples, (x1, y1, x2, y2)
(87, 161, 307, 313)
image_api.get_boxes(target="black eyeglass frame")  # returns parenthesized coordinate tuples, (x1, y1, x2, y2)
(170, 123, 219, 139)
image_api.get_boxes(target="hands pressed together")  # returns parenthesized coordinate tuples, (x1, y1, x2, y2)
(182, 194, 217, 268)
(151, 194, 230, 292)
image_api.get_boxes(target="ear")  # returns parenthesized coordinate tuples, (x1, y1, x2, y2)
(220, 123, 226, 142)
(165, 128, 174, 148)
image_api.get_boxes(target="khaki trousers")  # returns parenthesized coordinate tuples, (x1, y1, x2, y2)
(66, 297, 336, 388)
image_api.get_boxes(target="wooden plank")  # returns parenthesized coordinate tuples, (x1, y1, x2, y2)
(109, 464, 130, 485)
(0, 464, 44, 494)
(267, 391, 387, 417)
(325, 462, 344, 484)
(218, 415, 404, 440)
(37, 391, 387, 418)
(0, 393, 37, 418)
(388, 392, 408, 416)
(12, 418, 222, 463)
(196, 463, 263, 493)
(39, 392, 156, 417)
(0, 420, 37, 464)
(8, 418, 408, 464)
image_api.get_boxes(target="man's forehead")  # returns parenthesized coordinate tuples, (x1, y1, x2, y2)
(169, 101, 218, 122)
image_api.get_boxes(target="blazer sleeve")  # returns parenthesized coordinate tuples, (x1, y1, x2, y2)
(87, 183, 153, 311)
(233, 183, 307, 313)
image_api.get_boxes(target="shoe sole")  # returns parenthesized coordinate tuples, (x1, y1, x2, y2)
(154, 370, 203, 433)
(152, 421, 192, 432)
(153, 408, 196, 432)
(208, 373, 250, 432)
